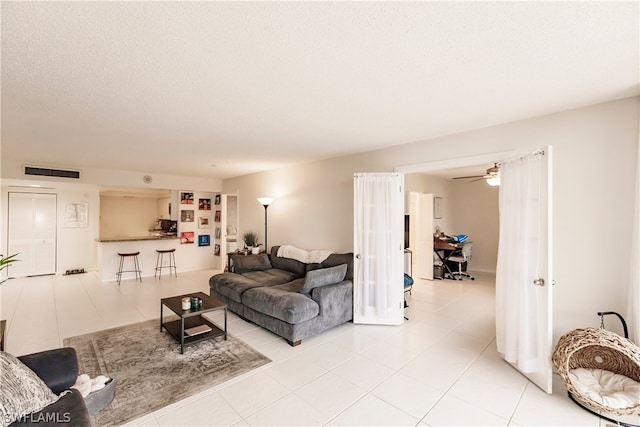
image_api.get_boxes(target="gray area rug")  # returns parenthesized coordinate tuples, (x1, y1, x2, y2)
(63, 319, 271, 426)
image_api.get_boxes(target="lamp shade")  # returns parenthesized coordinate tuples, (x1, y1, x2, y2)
(257, 197, 274, 206)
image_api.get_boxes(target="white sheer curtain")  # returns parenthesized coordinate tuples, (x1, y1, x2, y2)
(353, 173, 403, 325)
(628, 125, 640, 343)
(496, 151, 548, 373)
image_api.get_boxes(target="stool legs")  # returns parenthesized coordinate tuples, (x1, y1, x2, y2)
(155, 250, 177, 279)
(116, 253, 142, 285)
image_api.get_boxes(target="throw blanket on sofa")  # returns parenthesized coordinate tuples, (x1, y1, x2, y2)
(277, 245, 333, 264)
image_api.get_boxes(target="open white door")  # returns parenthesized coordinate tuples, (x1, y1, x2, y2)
(496, 147, 553, 393)
(353, 173, 404, 325)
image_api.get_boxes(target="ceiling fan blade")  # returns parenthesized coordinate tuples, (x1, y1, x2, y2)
(452, 175, 484, 180)
(470, 178, 484, 183)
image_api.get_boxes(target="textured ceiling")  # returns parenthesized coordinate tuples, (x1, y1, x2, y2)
(2, 1, 638, 180)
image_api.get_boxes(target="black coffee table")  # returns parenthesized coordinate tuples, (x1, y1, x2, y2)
(160, 292, 227, 354)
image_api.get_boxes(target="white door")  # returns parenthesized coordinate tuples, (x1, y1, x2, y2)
(410, 192, 434, 280)
(496, 147, 553, 393)
(8, 193, 57, 277)
(353, 173, 404, 325)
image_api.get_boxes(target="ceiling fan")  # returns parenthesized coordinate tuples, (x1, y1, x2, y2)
(453, 163, 500, 183)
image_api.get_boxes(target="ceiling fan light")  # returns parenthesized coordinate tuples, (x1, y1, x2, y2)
(487, 176, 501, 187)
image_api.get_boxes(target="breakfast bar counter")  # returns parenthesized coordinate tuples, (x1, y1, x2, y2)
(97, 236, 180, 282)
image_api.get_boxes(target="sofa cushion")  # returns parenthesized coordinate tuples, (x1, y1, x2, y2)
(321, 253, 354, 280)
(270, 246, 308, 277)
(241, 269, 301, 286)
(0, 352, 59, 427)
(301, 264, 348, 294)
(242, 286, 319, 324)
(209, 272, 265, 303)
(230, 254, 271, 274)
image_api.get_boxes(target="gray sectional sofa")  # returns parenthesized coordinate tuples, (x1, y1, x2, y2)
(209, 246, 353, 346)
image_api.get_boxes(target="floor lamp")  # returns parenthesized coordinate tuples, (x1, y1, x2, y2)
(257, 197, 274, 252)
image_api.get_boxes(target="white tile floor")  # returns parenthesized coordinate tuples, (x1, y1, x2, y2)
(0, 269, 634, 426)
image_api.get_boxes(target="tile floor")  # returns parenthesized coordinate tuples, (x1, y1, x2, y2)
(1, 269, 636, 426)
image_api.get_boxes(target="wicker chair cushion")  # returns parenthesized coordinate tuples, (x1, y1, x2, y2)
(569, 368, 640, 410)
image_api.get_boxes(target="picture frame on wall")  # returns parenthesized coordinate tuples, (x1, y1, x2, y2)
(64, 202, 88, 228)
(434, 196, 443, 219)
(181, 232, 195, 244)
(214, 194, 221, 205)
(199, 216, 211, 228)
(181, 210, 194, 222)
(198, 235, 210, 247)
(199, 198, 211, 210)
(214, 210, 221, 222)
(214, 244, 221, 256)
(215, 227, 221, 239)
(180, 192, 194, 204)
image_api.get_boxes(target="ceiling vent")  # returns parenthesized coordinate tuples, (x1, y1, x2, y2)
(24, 166, 81, 179)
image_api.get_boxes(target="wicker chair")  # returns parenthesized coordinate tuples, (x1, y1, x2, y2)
(552, 312, 640, 424)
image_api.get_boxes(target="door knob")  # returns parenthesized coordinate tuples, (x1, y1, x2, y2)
(533, 278, 545, 286)
(355, 254, 361, 259)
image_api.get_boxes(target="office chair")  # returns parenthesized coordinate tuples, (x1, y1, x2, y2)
(448, 242, 474, 280)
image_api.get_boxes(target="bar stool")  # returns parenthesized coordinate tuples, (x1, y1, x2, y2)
(116, 252, 142, 285)
(155, 248, 177, 279)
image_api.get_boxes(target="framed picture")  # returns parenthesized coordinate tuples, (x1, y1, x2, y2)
(180, 192, 194, 204)
(199, 198, 211, 210)
(181, 210, 194, 222)
(434, 196, 443, 219)
(198, 235, 210, 247)
(64, 203, 88, 228)
(215, 227, 221, 239)
(214, 210, 221, 222)
(214, 194, 221, 205)
(199, 216, 210, 228)
(214, 244, 221, 256)
(181, 231, 194, 244)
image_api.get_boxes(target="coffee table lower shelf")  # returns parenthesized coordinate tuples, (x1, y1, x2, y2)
(162, 315, 226, 354)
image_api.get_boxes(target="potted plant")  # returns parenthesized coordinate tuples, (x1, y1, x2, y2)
(0, 253, 19, 284)
(242, 231, 259, 253)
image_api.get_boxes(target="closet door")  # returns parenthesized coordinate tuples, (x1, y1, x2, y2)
(8, 193, 57, 277)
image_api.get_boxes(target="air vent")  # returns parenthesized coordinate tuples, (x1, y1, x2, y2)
(24, 166, 80, 179)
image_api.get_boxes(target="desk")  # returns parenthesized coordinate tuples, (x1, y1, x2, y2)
(434, 239, 463, 280)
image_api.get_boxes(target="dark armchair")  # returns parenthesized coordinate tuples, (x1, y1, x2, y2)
(10, 348, 91, 427)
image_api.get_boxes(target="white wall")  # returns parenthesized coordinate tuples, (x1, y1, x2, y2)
(100, 195, 159, 238)
(223, 97, 639, 341)
(450, 179, 499, 273)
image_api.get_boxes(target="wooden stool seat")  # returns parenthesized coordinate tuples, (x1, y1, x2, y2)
(155, 249, 177, 279)
(116, 252, 142, 285)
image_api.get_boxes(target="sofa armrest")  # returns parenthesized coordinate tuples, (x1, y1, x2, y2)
(18, 348, 79, 394)
(311, 280, 353, 320)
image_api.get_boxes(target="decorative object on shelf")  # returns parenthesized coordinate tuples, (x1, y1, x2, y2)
(257, 197, 275, 252)
(214, 210, 221, 222)
(181, 297, 191, 310)
(64, 202, 88, 228)
(181, 232, 194, 244)
(180, 192, 194, 204)
(0, 253, 19, 284)
(214, 194, 221, 205)
(181, 210, 194, 222)
(198, 235, 210, 247)
(198, 198, 211, 210)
